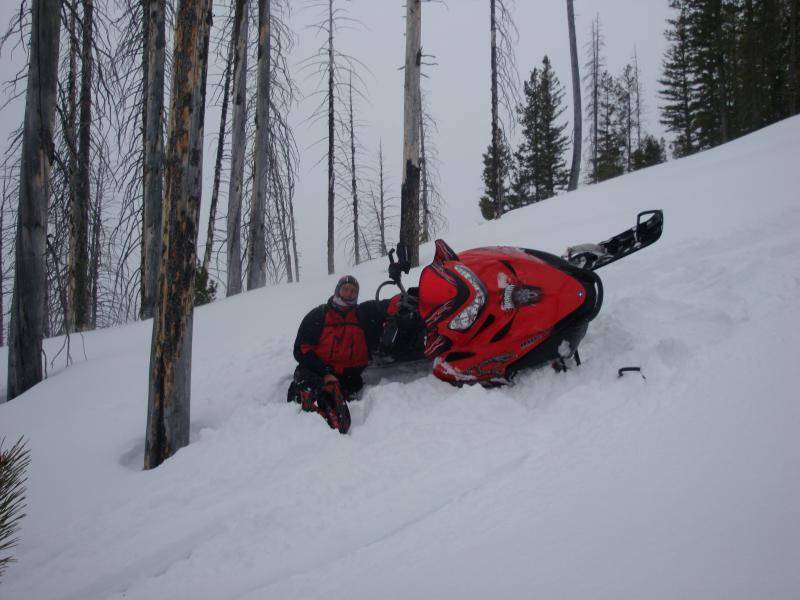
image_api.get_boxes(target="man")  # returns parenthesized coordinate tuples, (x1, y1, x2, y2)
(288, 275, 386, 432)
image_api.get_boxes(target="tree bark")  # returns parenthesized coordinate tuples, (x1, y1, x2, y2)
(400, 0, 421, 267)
(378, 141, 386, 256)
(225, 0, 249, 296)
(8, 0, 62, 400)
(349, 78, 360, 265)
(326, 0, 335, 274)
(145, 0, 212, 469)
(490, 0, 502, 218)
(141, 0, 167, 319)
(69, 0, 93, 332)
(566, 0, 581, 190)
(203, 37, 233, 274)
(419, 87, 429, 244)
(247, 0, 270, 290)
(791, 0, 798, 114)
(90, 179, 102, 329)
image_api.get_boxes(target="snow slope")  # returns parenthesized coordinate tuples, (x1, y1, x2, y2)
(1, 117, 799, 599)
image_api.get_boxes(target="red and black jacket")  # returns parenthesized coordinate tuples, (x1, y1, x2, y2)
(293, 298, 388, 377)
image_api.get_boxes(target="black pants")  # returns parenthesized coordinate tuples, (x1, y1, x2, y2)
(287, 365, 364, 404)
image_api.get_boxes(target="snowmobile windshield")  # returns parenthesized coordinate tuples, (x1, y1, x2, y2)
(448, 264, 487, 331)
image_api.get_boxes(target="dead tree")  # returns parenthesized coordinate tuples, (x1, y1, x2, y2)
(7, 0, 62, 400)
(145, 0, 212, 469)
(202, 36, 233, 276)
(566, 0, 582, 190)
(584, 14, 604, 183)
(67, 0, 94, 332)
(225, 0, 249, 296)
(246, 0, 270, 290)
(347, 76, 360, 265)
(400, 0, 421, 267)
(140, 0, 167, 319)
(487, 0, 519, 219)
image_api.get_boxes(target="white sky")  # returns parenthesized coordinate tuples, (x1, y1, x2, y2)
(0, 0, 673, 280)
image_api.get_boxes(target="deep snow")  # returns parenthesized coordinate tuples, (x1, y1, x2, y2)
(1, 117, 799, 599)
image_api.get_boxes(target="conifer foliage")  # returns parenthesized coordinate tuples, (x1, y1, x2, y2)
(660, 0, 800, 157)
(514, 57, 569, 204)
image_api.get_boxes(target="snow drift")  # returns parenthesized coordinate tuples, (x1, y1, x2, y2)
(1, 116, 799, 599)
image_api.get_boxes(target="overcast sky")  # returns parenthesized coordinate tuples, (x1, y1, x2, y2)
(0, 0, 674, 280)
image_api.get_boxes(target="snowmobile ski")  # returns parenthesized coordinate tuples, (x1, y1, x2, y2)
(562, 210, 664, 271)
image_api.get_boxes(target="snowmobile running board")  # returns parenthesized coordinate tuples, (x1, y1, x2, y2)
(562, 210, 664, 271)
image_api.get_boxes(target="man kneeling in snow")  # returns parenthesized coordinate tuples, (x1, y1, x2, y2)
(287, 276, 386, 414)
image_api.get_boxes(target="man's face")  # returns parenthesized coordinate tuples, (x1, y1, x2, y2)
(338, 283, 358, 303)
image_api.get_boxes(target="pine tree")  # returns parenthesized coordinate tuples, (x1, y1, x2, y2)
(596, 71, 625, 182)
(515, 56, 569, 204)
(479, 137, 514, 220)
(631, 134, 667, 170)
(660, 0, 697, 158)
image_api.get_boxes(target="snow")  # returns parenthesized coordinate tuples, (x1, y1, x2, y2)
(2, 116, 800, 599)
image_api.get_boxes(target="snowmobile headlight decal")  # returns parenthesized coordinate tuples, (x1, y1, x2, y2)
(448, 265, 486, 331)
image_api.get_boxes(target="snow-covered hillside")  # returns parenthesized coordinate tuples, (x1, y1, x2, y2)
(1, 117, 799, 600)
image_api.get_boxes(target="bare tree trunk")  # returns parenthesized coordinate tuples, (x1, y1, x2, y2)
(1, 178, 6, 348)
(348, 77, 360, 265)
(225, 0, 249, 296)
(247, 0, 270, 290)
(566, 0, 581, 191)
(489, 0, 503, 218)
(141, 0, 167, 319)
(378, 141, 386, 256)
(326, 0, 335, 274)
(592, 18, 599, 183)
(203, 38, 233, 274)
(400, 0, 421, 267)
(633, 48, 642, 149)
(790, 0, 798, 114)
(90, 175, 102, 329)
(145, 0, 212, 469)
(64, 1, 78, 334)
(68, 0, 93, 332)
(8, 0, 62, 400)
(419, 87, 429, 244)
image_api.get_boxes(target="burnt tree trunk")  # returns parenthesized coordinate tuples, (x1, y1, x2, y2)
(566, 0, 582, 191)
(490, 0, 502, 218)
(90, 180, 102, 329)
(225, 0, 249, 296)
(378, 142, 387, 256)
(145, 0, 212, 469)
(203, 37, 233, 274)
(348, 78, 360, 265)
(400, 0, 421, 267)
(419, 88, 429, 244)
(8, 0, 63, 400)
(69, 0, 93, 332)
(141, 0, 167, 319)
(247, 0, 270, 290)
(326, 0, 335, 274)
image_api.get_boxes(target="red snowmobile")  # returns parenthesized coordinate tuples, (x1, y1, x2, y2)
(374, 211, 664, 385)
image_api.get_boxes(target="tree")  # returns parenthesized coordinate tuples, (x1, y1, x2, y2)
(487, 0, 519, 218)
(7, 0, 63, 400)
(140, 0, 167, 319)
(660, 0, 697, 157)
(145, 0, 212, 469)
(631, 134, 667, 170)
(479, 136, 514, 220)
(566, 0, 582, 191)
(595, 70, 625, 182)
(515, 56, 570, 204)
(246, 0, 271, 290)
(226, 0, 249, 296)
(583, 14, 605, 183)
(400, 0, 422, 266)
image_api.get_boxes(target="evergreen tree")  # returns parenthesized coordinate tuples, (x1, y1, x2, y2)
(631, 134, 667, 170)
(660, 0, 698, 158)
(596, 71, 625, 181)
(479, 136, 515, 220)
(515, 56, 569, 203)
